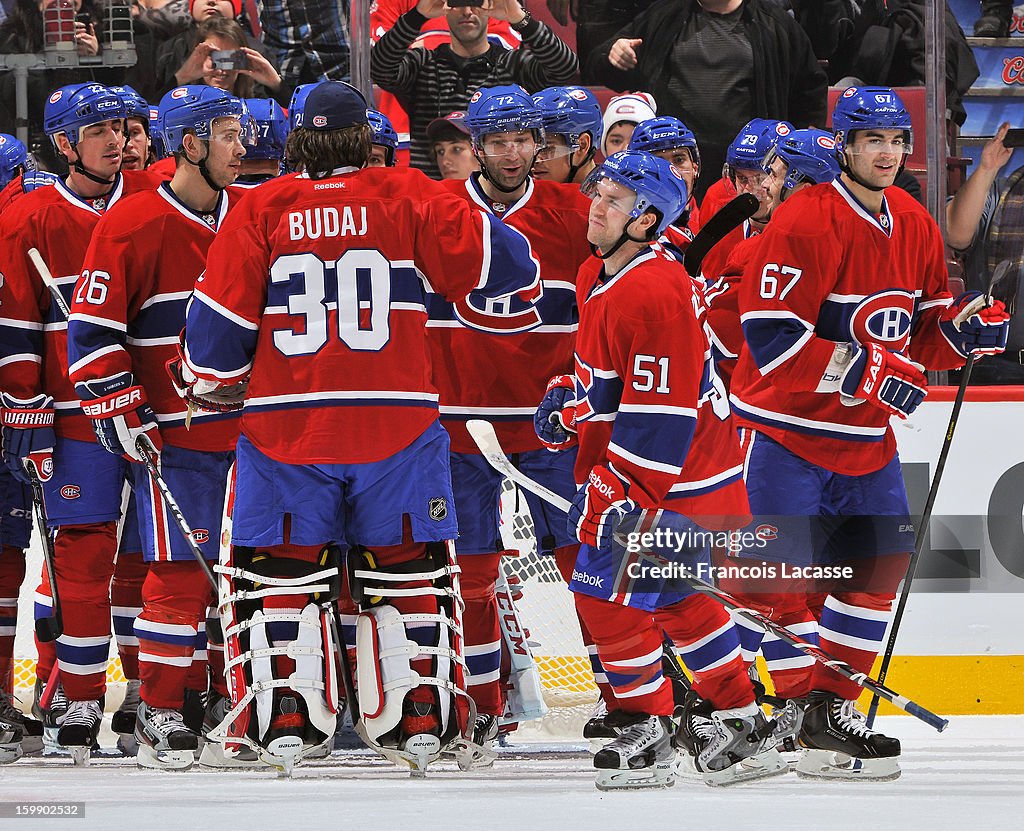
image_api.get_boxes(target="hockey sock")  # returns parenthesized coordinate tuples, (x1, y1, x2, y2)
(185, 618, 208, 693)
(136, 560, 213, 710)
(33, 561, 56, 685)
(576, 593, 673, 716)
(206, 608, 228, 697)
(0, 546, 26, 691)
(554, 545, 616, 708)
(111, 550, 146, 681)
(656, 593, 752, 710)
(53, 522, 118, 701)
(458, 551, 503, 716)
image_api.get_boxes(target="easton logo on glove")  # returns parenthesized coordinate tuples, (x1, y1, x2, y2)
(82, 387, 143, 418)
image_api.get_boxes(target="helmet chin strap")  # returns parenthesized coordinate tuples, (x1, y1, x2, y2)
(565, 138, 594, 185)
(592, 217, 649, 261)
(181, 141, 226, 192)
(67, 150, 117, 190)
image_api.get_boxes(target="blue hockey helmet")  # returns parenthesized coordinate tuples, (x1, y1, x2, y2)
(582, 150, 688, 237)
(288, 84, 314, 130)
(157, 86, 251, 156)
(832, 86, 913, 154)
(465, 85, 545, 148)
(149, 105, 166, 158)
(0, 133, 31, 188)
(532, 86, 602, 149)
(725, 118, 793, 173)
(628, 116, 701, 171)
(109, 85, 151, 128)
(763, 128, 841, 199)
(43, 83, 127, 150)
(367, 109, 398, 166)
(242, 98, 290, 161)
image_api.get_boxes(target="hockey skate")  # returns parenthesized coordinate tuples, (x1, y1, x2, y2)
(135, 701, 200, 771)
(583, 700, 619, 753)
(677, 692, 788, 786)
(0, 709, 24, 764)
(592, 713, 678, 790)
(111, 680, 141, 756)
(33, 677, 68, 756)
(197, 691, 263, 769)
(448, 712, 499, 770)
(796, 691, 901, 781)
(1, 689, 43, 757)
(57, 699, 103, 766)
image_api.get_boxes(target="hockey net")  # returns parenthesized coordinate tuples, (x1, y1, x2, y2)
(497, 479, 598, 739)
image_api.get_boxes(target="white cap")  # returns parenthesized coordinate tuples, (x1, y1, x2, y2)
(601, 92, 657, 157)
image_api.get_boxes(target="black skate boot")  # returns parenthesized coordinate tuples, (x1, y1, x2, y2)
(135, 701, 200, 771)
(677, 691, 788, 786)
(33, 677, 68, 756)
(0, 689, 43, 757)
(797, 690, 901, 781)
(197, 691, 261, 769)
(57, 699, 103, 766)
(593, 713, 677, 790)
(111, 680, 141, 756)
(0, 709, 24, 764)
(974, 1, 1012, 37)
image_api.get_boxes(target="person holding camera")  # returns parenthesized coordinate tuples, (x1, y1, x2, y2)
(371, 0, 578, 177)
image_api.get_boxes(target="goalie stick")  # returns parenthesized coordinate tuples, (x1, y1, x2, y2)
(682, 192, 759, 277)
(466, 419, 949, 732)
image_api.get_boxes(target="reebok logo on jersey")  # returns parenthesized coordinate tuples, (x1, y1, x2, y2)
(428, 497, 448, 521)
(572, 569, 604, 588)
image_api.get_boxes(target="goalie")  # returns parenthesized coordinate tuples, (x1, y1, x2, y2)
(175, 80, 543, 775)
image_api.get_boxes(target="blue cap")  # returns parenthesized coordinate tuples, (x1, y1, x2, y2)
(303, 81, 368, 131)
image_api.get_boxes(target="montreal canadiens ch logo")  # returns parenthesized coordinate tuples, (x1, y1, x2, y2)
(49, 90, 63, 104)
(816, 135, 836, 150)
(312, 115, 327, 127)
(755, 524, 778, 541)
(775, 123, 791, 136)
(60, 485, 81, 500)
(171, 87, 189, 99)
(569, 89, 588, 101)
(191, 529, 210, 545)
(849, 290, 914, 351)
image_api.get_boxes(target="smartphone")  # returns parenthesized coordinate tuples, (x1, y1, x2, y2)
(74, 12, 91, 25)
(1002, 128, 1024, 148)
(447, 0, 484, 6)
(211, 49, 249, 71)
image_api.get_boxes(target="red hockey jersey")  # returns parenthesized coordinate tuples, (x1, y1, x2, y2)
(573, 247, 748, 530)
(68, 183, 243, 452)
(704, 232, 763, 392)
(182, 165, 541, 465)
(699, 176, 737, 225)
(0, 171, 160, 442)
(730, 179, 963, 476)
(427, 175, 592, 454)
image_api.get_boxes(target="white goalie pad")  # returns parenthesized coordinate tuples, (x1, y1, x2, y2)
(494, 569, 548, 726)
(355, 604, 422, 742)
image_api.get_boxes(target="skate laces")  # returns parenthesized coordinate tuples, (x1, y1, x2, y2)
(148, 706, 190, 736)
(0, 691, 24, 722)
(607, 716, 662, 752)
(62, 699, 102, 727)
(48, 683, 69, 714)
(834, 700, 876, 738)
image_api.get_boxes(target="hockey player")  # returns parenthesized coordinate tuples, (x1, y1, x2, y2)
(531, 85, 602, 186)
(367, 109, 399, 169)
(111, 86, 153, 172)
(0, 134, 60, 214)
(175, 80, 542, 775)
(65, 86, 249, 770)
(704, 128, 840, 391)
(236, 98, 289, 184)
(553, 150, 784, 789)
(427, 85, 592, 750)
(627, 116, 702, 248)
(729, 87, 1010, 780)
(0, 83, 160, 763)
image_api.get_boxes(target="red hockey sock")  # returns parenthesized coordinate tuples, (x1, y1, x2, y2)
(0, 546, 26, 691)
(33, 560, 56, 685)
(458, 551, 503, 716)
(111, 550, 147, 681)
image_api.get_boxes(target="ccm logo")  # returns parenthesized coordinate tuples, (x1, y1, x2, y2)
(61, 485, 81, 500)
(191, 529, 210, 545)
(82, 389, 142, 417)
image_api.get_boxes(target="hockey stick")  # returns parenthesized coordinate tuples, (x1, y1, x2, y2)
(24, 463, 62, 641)
(27, 247, 71, 318)
(682, 193, 759, 277)
(467, 419, 949, 731)
(863, 260, 1016, 727)
(135, 434, 219, 593)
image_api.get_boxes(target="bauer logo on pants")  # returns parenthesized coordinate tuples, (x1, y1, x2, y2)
(428, 497, 448, 521)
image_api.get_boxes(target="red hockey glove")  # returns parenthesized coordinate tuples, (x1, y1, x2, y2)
(534, 374, 577, 451)
(839, 343, 927, 419)
(568, 466, 636, 549)
(939, 292, 1011, 357)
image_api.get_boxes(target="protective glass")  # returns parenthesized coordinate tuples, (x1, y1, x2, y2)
(536, 134, 579, 161)
(581, 175, 640, 217)
(477, 132, 544, 157)
(845, 133, 913, 156)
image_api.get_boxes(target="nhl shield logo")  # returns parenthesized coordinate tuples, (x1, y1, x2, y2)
(428, 497, 448, 521)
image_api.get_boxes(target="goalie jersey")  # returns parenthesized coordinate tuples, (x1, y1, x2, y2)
(67, 183, 243, 452)
(182, 166, 541, 465)
(426, 175, 592, 454)
(0, 171, 160, 443)
(574, 247, 748, 530)
(730, 180, 963, 476)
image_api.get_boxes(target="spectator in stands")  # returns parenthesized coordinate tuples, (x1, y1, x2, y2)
(135, 0, 191, 39)
(584, 0, 826, 200)
(946, 123, 1024, 383)
(599, 92, 656, 157)
(974, 1, 1014, 37)
(426, 111, 478, 180)
(371, 0, 578, 176)
(0, 0, 123, 166)
(544, 0, 657, 80)
(157, 13, 288, 105)
(254, 0, 350, 87)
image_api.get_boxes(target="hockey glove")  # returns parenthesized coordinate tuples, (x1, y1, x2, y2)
(0, 393, 55, 484)
(839, 342, 927, 419)
(166, 354, 247, 414)
(534, 374, 577, 451)
(76, 372, 162, 462)
(568, 465, 636, 549)
(939, 292, 1011, 357)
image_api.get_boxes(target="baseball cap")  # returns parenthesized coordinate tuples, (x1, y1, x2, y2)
(601, 93, 657, 157)
(303, 81, 369, 131)
(426, 111, 471, 142)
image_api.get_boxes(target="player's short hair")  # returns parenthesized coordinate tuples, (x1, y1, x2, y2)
(285, 123, 372, 179)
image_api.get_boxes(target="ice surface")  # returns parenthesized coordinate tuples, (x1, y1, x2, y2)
(2, 716, 1021, 830)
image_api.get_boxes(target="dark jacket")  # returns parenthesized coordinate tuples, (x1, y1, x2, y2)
(584, 0, 827, 130)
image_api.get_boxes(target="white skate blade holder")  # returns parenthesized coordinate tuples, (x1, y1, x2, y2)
(136, 743, 196, 772)
(700, 747, 789, 787)
(595, 756, 679, 791)
(796, 749, 901, 782)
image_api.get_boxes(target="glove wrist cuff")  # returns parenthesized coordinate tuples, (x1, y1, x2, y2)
(81, 385, 147, 420)
(1, 407, 55, 428)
